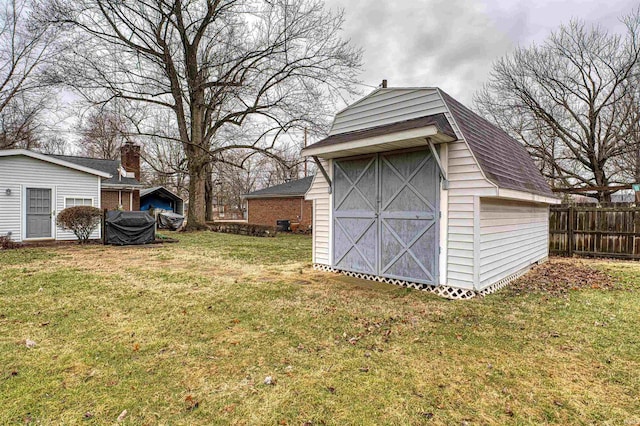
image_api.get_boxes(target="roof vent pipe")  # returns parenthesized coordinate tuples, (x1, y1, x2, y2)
(381, 79, 388, 88)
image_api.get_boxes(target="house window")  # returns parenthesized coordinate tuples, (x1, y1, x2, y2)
(65, 198, 93, 208)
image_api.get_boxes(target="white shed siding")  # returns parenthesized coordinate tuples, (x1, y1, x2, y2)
(445, 140, 497, 289)
(479, 199, 549, 289)
(305, 159, 331, 265)
(438, 95, 501, 290)
(0, 155, 101, 242)
(329, 89, 448, 135)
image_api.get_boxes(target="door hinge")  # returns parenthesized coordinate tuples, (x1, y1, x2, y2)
(439, 211, 442, 219)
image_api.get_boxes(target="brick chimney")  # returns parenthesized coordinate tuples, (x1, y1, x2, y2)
(120, 142, 141, 181)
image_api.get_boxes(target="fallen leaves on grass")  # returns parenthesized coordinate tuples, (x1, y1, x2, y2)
(508, 258, 615, 296)
(185, 395, 199, 411)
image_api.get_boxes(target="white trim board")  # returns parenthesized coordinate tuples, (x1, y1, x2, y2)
(301, 126, 453, 159)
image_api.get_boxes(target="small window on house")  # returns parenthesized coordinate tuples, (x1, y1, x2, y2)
(65, 198, 93, 208)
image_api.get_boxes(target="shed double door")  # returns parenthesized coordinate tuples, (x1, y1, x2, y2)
(333, 149, 439, 285)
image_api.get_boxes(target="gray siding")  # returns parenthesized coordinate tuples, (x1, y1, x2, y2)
(479, 199, 549, 289)
(329, 88, 448, 135)
(0, 155, 101, 242)
(305, 159, 331, 265)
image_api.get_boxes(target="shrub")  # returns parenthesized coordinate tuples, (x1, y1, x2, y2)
(0, 235, 22, 250)
(209, 222, 277, 237)
(56, 206, 103, 244)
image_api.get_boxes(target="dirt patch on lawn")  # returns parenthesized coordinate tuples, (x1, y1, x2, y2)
(509, 258, 616, 296)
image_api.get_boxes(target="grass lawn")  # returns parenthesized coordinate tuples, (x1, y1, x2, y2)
(1, 232, 639, 425)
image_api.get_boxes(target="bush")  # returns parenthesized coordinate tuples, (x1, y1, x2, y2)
(0, 235, 22, 250)
(56, 206, 103, 244)
(209, 222, 277, 237)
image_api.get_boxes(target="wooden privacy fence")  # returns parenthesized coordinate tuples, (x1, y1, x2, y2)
(550, 205, 640, 259)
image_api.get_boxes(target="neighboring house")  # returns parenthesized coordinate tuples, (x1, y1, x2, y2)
(611, 192, 635, 203)
(211, 203, 245, 221)
(301, 86, 560, 299)
(564, 194, 599, 204)
(140, 186, 184, 215)
(53, 142, 142, 211)
(242, 176, 314, 228)
(0, 143, 142, 242)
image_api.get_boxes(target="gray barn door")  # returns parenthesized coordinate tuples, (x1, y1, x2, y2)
(333, 155, 378, 275)
(26, 188, 52, 238)
(333, 149, 439, 285)
(379, 150, 439, 284)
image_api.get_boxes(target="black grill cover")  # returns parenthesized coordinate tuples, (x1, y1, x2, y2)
(158, 212, 185, 230)
(105, 211, 155, 245)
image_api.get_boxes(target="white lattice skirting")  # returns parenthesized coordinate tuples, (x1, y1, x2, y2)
(313, 261, 545, 300)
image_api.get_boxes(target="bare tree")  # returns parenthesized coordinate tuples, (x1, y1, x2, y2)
(475, 12, 640, 201)
(37, 134, 68, 154)
(48, 0, 361, 229)
(78, 109, 131, 159)
(0, 0, 59, 149)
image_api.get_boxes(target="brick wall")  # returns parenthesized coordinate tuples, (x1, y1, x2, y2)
(101, 189, 141, 211)
(247, 197, 312, 228)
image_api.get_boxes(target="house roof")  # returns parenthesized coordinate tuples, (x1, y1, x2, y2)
(439, 89, 553, 197)
(243, 176, 314, 199)
(0, 149, 112, 178)
(51, 154, 141, 187)
(140, 186, 183, 201)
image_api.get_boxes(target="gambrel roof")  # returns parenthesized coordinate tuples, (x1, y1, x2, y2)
(302, 87, 554, 198)
(439, 90, 553, 197)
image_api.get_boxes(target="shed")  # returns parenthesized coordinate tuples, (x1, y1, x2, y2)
(242, 176, 313, 228)
(301, 87, 560, 299)
(140, 186, 185, 215)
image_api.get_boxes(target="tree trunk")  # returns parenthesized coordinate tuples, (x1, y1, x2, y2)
(186, 156, 208, 230)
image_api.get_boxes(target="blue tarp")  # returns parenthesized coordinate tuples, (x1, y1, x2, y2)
(140, 195, 174, 212)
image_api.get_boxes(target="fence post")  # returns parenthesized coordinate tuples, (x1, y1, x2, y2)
(567, 206, 574, 257)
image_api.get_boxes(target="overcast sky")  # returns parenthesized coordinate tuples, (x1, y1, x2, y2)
(324, 0, 638, 104)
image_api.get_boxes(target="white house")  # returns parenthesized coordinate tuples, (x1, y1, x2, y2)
(0, 150, 109, 242)
(302, 86, 560, 299)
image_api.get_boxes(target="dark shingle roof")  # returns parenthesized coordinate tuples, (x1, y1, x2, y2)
(305, 114, 455, 150)
(51, 154, 141, 186)
(140, 186, 182, 200)
(140, 186, 162, 197)
(439, 90, 554, 197)
(243, 176, 314, 199)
